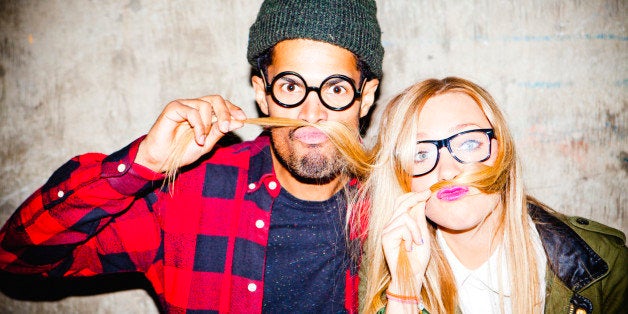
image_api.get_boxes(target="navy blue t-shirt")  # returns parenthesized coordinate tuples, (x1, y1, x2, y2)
(262, 188, 351, 313)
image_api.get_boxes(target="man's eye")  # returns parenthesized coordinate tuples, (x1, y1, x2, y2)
(281, 83, 299, 92)
(330, 85, 347, 94)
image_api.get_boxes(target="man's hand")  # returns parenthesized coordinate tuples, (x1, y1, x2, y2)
(135, 95, 247, 173)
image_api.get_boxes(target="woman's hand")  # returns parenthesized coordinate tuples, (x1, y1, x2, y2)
(382, 190, 432, 293)
(135, 95, 247, 172)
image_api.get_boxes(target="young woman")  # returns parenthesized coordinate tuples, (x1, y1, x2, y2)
(355, 77, 627, 313)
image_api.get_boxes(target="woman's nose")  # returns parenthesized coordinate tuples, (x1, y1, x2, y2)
(436, 147, 463, 181)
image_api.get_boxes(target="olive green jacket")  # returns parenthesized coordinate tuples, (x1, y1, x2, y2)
(530, 204, 628, 314)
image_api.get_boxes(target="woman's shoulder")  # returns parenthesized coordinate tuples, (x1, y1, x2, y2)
(529, 204, 627, 314)
(528, 198, 626, 260)
(561, 215, 626, 248)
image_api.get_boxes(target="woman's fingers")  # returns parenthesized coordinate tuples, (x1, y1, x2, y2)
(382, 190, 433, 271)
(388, 191, 431, 245)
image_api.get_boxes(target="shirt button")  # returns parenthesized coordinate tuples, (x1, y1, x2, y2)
(117, 163, 126, 173)
(247, 283, 257, 292)
(248, 183, 256, 190)
(57, 190, 64, 198)
(255, 220, 265, 229)
(268, 181, 277, 190)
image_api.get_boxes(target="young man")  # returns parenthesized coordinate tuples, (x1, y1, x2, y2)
(0, 0, 383, 313)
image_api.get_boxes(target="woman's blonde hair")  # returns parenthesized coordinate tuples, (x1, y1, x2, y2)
(354, 77, 542, 313)
(163, 117, 372, 188)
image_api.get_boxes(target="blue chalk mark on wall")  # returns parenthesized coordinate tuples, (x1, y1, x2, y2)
(500, 33, 627, 42)
(517, 81, 566, 89)
(585, 33, 627, 41)
(616, 79, 628, 87)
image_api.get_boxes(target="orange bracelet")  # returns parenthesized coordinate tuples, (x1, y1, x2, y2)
(385, 290, 420, 303)
(386, 290, 430, 313)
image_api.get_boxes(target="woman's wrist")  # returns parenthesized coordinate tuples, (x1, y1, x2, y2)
(385, 289, 429, 314)
(386, 277, 422, 294)
(386, 290, 419, 303)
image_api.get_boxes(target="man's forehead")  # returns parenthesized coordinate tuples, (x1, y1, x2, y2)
(268, 39, 360, 80)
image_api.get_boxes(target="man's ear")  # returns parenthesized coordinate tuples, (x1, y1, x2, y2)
(359, 78, 379, 118)
(251, 75, 269, 115)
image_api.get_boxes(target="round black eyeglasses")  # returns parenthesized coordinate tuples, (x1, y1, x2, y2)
(262, 71, 364, 111)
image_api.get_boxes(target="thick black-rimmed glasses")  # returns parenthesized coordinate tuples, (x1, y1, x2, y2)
(262, 71, 365, 111)
(413, 128, 495, 177)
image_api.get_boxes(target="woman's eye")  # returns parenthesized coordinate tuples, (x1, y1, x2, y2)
(415, 151, 431, 162)
(459, 140, 481, 151)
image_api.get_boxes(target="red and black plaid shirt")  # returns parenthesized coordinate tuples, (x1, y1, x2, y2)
(0, 134, 359, 313)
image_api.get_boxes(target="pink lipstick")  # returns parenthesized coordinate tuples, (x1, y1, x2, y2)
(436, 186, 469, 202)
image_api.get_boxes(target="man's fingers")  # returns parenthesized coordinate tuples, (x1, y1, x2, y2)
(202, 96, 231, 133)
(176, 97, 248, 143)
(169, 100, 208, 146)
(225, 100, 248, 122)
(196, 96, 246, 133)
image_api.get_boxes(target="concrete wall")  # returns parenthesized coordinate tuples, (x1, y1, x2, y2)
(0, 0, 625, 312)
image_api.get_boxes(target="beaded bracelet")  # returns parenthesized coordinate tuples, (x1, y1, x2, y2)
(385, 290, 430, 314)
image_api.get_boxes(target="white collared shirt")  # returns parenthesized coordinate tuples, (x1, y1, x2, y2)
(436, 219, 546, 313)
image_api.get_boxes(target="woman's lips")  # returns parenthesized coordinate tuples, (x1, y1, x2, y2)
(436, 186, 469, 201)
(292, 126, 329, 145)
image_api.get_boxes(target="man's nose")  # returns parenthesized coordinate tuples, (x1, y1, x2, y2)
(297, 90, 327, 123)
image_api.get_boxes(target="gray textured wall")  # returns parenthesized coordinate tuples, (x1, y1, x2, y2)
(0, 0, 625, 312)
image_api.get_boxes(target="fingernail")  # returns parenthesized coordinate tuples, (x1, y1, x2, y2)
(228, 121, 240, 131)
(220, 121, 229, 133)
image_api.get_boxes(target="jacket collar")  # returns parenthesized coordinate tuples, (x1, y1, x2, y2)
(529, 204, 609, 292)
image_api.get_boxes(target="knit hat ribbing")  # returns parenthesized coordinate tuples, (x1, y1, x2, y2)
(247, 0, 384, 79)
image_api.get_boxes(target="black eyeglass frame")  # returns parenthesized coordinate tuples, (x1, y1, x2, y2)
(261, 70, 365, 111)
(413, 128, 495, 177)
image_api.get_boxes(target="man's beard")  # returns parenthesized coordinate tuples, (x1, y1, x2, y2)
(270, 128, 346, 184)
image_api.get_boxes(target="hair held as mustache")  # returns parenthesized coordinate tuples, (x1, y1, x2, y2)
(164, 117, 371, 187)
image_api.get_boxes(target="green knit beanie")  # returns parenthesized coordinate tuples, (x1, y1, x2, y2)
(247, 0, 384, 79)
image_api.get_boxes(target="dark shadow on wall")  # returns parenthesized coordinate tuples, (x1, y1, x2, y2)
(0, 271, 163, 313)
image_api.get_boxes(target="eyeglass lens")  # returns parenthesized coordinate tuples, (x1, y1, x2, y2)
(270, 72, 357, 110)
(414, 129, 492, 176)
